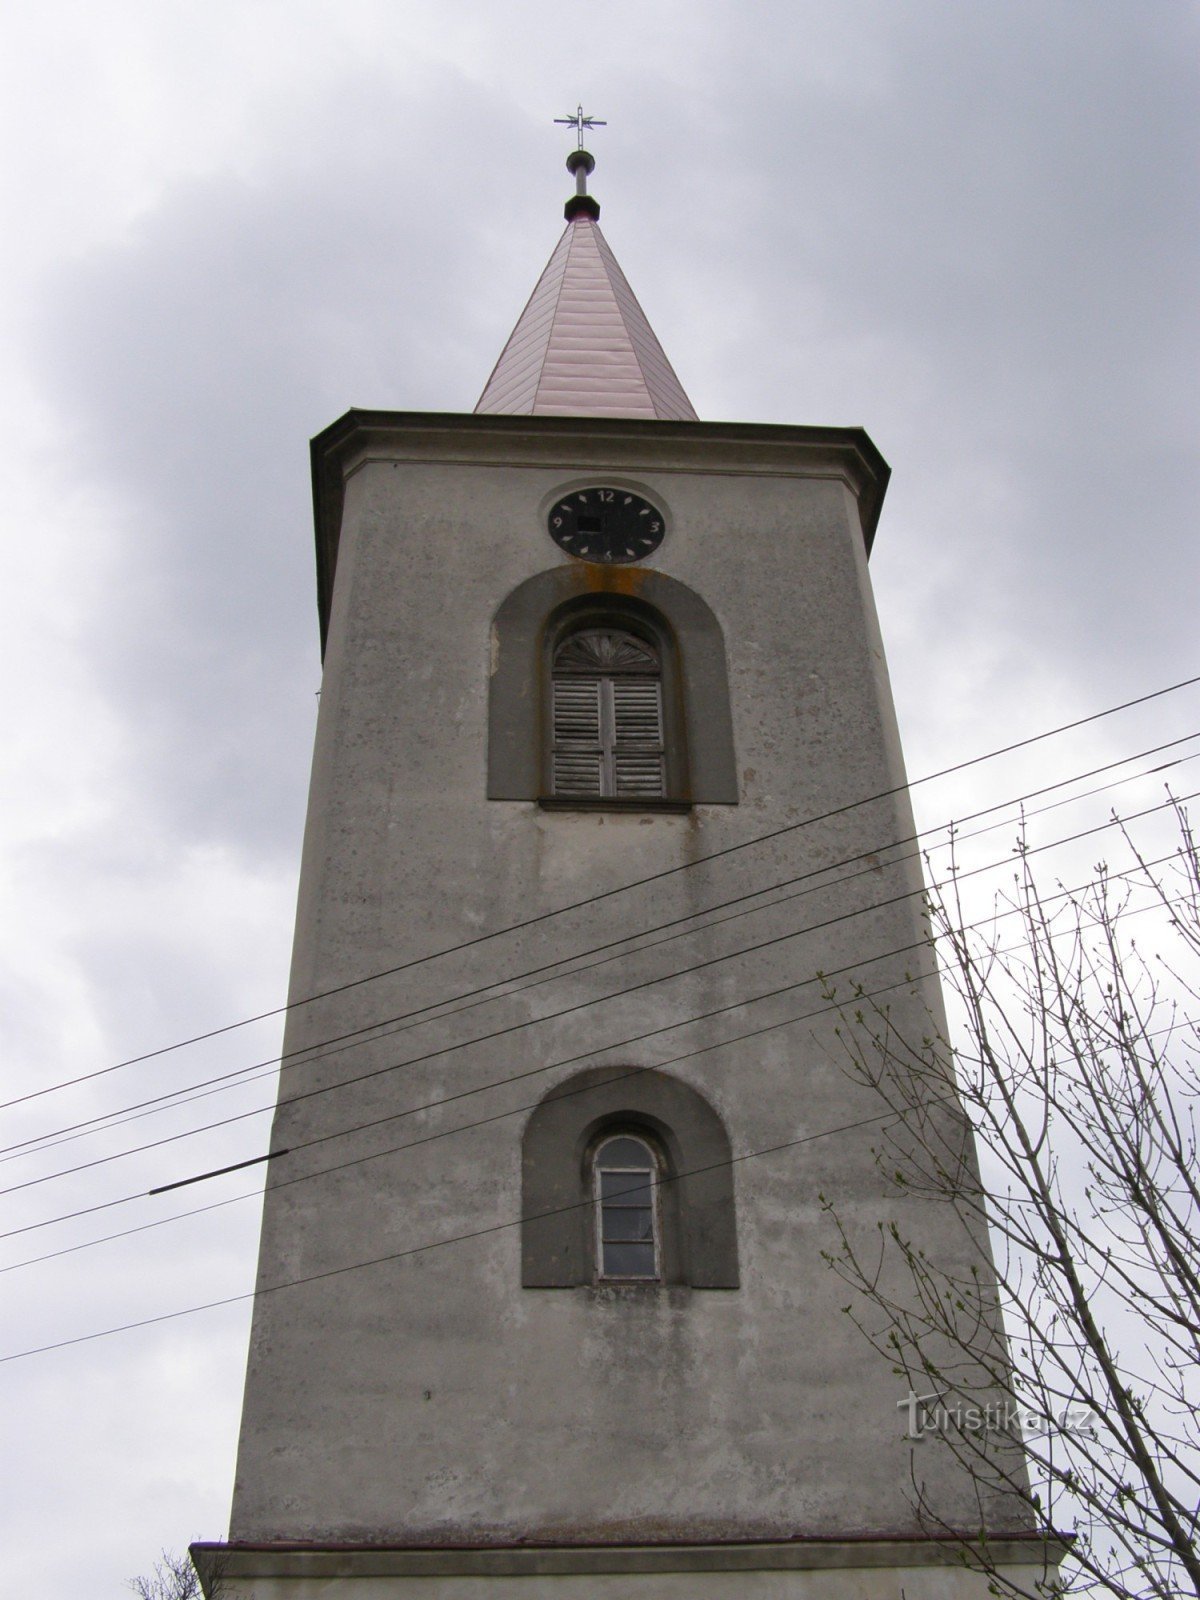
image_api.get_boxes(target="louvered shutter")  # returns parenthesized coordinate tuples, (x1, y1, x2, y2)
(612, 678, 665, 798)
(552, 677, 604, 796)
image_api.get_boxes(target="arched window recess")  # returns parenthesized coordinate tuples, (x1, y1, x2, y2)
(488, 566, 738, 806)
(520, 1066, 739, 1290)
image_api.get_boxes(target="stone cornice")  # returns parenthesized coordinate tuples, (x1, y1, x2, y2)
(194, 1532, 1064, 1591)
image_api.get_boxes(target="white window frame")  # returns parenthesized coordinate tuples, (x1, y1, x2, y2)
(592, 1133, 661, 1283)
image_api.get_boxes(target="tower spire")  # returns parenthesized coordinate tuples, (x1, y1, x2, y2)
(474, 124, 697, 420)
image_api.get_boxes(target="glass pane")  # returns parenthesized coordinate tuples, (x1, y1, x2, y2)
(603, 1206, 654, 1242)
(603, 1240, 656, 1278)
(598, 1136, 653, 1166)
(600, 1170, 653, 1206)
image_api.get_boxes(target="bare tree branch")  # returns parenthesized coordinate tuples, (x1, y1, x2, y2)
(823, 802, 1200, 1598)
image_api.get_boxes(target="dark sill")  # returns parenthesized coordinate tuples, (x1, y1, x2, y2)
(538, 797, 693, 814)
(588, 1279, 669, 1292)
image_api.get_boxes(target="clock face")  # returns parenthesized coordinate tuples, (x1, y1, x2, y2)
(548, 487, 665, 564)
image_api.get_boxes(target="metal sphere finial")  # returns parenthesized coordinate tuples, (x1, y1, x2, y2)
(555, 106, 604, 221)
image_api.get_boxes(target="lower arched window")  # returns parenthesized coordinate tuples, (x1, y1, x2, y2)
(520, 1066, 739, 1289)
(593, 1133, 661, 1281)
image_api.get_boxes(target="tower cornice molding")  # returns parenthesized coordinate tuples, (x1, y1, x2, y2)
(193, 1532, 1066, 1592)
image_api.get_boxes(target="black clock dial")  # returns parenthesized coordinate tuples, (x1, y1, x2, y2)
(548, 487, 665, 564)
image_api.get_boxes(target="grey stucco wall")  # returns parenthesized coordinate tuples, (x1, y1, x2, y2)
(229, 418, 1022, 1551)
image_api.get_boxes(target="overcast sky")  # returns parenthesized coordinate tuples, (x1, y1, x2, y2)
(2, 3, 1197, 1596)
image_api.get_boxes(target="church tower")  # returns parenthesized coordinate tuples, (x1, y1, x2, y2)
(197, 136, 1055, 1597)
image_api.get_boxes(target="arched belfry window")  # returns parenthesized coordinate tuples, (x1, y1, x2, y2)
(551, 629, 666, 800)
(593, 1133, 661, 1280)
(488, 567, 738, 805)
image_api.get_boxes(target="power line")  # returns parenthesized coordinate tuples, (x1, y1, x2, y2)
(6, 876, 1188, 1281)
(14, 990, 1191, 1280)
(13, 950, 1196, 1361)
(7, 731, 1197, 1164)
(0, 1096, 947, 1364)
(4, 828, 1185, 1251)
(10, 730, 1188, 1158)
(5, 787, 1191, 1205)
(5, 672, 1197, 1115)
(1, 1188, 252, 1275)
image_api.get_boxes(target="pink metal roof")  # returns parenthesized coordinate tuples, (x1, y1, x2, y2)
(474, 215, 698, 420)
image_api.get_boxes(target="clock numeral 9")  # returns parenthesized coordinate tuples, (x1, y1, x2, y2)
(552, 516, 563, 528)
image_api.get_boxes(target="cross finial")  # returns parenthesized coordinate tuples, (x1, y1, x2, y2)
(554, 104, 606, 150)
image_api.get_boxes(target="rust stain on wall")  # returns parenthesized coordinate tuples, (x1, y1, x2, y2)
(570, 564, 647, 598)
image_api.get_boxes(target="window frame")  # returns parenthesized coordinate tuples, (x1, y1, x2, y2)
(542, 601, 687, 809)
(550, 627, 667, 801)
(592, 1132, 663, 1283)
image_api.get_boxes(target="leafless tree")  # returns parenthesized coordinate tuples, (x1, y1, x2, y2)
(822, 802, 1200, 1598)
(128, 1551, 202, 1600)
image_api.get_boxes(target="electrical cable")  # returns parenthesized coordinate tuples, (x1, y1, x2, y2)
(10, 974, 1197, 1363)
(4, 787, 1192, 1203)
(25, 915, 1196, 1273)
(4, 672, 1197, 1115)
(10, 928, 1189, 1282)
(3, 831, 1185, 1251)
(5, 881, 1190, 1284)
(0, 1095, 959, 1363)
(6, 732, 1197, 1163)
